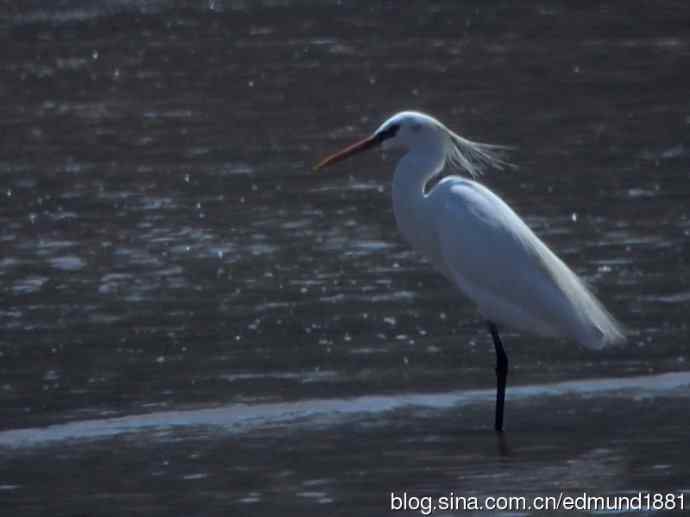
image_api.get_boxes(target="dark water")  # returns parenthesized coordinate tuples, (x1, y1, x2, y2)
(1, 1, 690, 515)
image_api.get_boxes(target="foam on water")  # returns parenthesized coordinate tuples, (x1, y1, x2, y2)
(0, 371, 688, 449)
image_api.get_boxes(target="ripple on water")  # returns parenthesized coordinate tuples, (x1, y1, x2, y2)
(627, 188, 659, 199)
(0, 258, 19, 272)
(351, 239, 395, 252)
(113, 247, 162, 267)
(253, 301, 293, 313)
(640, 291, 690, 304)
(220, 370, 339, 384)
(248, 243, 278, 256)
(661, 144, 686, 159)
(98, 273, 134, 294)
(140, 196, 177, 211)
(182, 473, 208, 481)
(238, 493, 262, 504)
(281, 219, 313, 230)
(49, 256, 85, 271)
(17, 239, 77, 257)
(88, 313, 124, 324)
(297, 491, 333, 504)
(12, 276, 49, 294)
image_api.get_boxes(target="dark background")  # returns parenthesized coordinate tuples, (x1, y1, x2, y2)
(1, 1, 689, 515)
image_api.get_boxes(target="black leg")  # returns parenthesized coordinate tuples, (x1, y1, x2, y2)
(488, 322, 508, 432)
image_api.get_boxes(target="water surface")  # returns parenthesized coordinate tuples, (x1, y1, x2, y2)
(1, 1, 690, 515)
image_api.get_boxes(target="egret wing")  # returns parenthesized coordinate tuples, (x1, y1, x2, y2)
(432, 179, 623, 348)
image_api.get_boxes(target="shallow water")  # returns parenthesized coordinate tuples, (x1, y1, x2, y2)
(1, 1, 690, 515)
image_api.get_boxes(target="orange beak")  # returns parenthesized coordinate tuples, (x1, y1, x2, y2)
(313, 134, 380, 171)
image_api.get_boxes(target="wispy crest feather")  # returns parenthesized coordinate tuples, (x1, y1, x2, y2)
(445, 128, 514, 178)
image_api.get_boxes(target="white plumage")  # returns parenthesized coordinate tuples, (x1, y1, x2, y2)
(431, 178, 623, 348)
(370, 111, 624, 348)
(315, 110, 625, 430)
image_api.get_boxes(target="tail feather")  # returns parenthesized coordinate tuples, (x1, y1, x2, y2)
(538, 249, 625, 349)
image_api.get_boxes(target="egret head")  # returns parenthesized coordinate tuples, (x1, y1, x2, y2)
(373, 111, 446, 151)
(314, 110, 510, 177)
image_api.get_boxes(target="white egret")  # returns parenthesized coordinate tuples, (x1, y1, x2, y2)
(315, 111, 624, 432)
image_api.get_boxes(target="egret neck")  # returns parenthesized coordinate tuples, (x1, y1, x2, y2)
(391, 136, 447, 273)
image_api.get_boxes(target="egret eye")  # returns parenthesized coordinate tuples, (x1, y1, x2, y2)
(377, 123, 400, 142)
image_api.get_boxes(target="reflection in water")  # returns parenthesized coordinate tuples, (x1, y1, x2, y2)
(2, 1, 690, 515)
